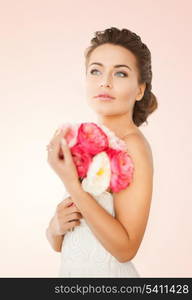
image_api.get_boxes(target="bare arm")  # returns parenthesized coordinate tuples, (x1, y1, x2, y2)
(46, 217, 65, 252)
(67, 134, 154, 262)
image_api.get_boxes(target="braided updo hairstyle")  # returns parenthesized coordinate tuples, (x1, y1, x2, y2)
(84, 27, 158, 127)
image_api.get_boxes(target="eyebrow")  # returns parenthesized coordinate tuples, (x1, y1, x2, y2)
(88, 62, 132, 71)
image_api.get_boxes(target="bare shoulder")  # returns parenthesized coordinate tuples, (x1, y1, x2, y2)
(112, 129, 154, 259)
(123, 129, 154, 175)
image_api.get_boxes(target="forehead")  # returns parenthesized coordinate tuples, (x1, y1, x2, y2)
(88, 43, 137, 70)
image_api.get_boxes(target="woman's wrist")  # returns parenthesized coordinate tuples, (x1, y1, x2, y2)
(47, 217, 56, 236)
(48, 216, 60, 237)
(64, 180, 83, 196)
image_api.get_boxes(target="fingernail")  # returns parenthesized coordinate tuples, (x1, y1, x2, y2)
(60, 138, 66, 146)
(56, 128, 62, 136)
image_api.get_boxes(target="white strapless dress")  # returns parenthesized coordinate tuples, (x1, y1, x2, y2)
(59, 191, 140, 278)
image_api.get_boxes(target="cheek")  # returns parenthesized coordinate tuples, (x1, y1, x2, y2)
(117, 89, 131, 103)
(117, 81, 137, 101)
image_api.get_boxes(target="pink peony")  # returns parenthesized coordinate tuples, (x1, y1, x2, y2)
(70, 144, 93, 179)
(106, 148, 134, 193)
(77, 123, 109, 155)
(56, 121, 134, 195)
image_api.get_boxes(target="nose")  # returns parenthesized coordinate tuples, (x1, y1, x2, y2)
(100, 76, 112, 88)
(100, 82, 112, 88)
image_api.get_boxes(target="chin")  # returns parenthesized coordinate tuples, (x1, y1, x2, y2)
(95, 109, 119, 117)
(89, 103, 122, 116)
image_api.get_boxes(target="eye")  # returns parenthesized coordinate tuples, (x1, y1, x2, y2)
(90, 69, 100, 75)
(89, 69, 128, 77)
(116, 71, 128, 77)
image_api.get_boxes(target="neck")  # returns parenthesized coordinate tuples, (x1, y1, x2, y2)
(97, 112, 137, 139)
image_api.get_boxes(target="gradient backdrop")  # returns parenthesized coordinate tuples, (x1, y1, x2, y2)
(0, 0, 191, 277)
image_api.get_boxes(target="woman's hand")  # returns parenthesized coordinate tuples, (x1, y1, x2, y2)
(49, 196, 83, 235)
(47, 127, 80, 192)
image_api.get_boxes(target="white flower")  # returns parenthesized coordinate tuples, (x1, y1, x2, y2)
(82, 152, 111, 196)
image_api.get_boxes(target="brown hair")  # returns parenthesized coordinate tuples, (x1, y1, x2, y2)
(84, 27, 158, 127)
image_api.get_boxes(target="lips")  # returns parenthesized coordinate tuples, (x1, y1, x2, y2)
(95, 93, 115, 99)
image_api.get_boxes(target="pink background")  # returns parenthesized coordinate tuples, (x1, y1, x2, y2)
(0, 0, 191, 277)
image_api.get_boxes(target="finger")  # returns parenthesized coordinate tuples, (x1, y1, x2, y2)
(66, 220, 81, 231)
(65, 205, 82, 215)
(48, 129, 68, 160)
(57, 196, 79, 208)
(58, 220, 80, 235)
(54, 127, 62, 137)
(60, 138, 73, 162)
(50, 126, 69, 145)
(65, 212, 82, 222)
(56, 198, 73, 210)
(60, 126, 69, 136)
(57, 200, 81, 215)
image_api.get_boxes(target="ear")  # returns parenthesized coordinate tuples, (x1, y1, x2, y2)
(136, 82, 146, 101)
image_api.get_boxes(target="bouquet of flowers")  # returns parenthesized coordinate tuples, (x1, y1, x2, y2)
(58, 122, 134, 196)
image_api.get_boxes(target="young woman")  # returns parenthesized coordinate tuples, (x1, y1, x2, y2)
(46, 27, 158, 277)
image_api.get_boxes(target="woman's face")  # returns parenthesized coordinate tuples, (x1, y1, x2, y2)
(85, 43, 145, 117)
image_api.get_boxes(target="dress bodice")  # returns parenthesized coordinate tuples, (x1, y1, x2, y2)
(59, 191, 140, 277)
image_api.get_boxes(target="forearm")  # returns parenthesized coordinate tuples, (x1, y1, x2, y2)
(68, 185, 133, 262)
(46, 218, 64, 252)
